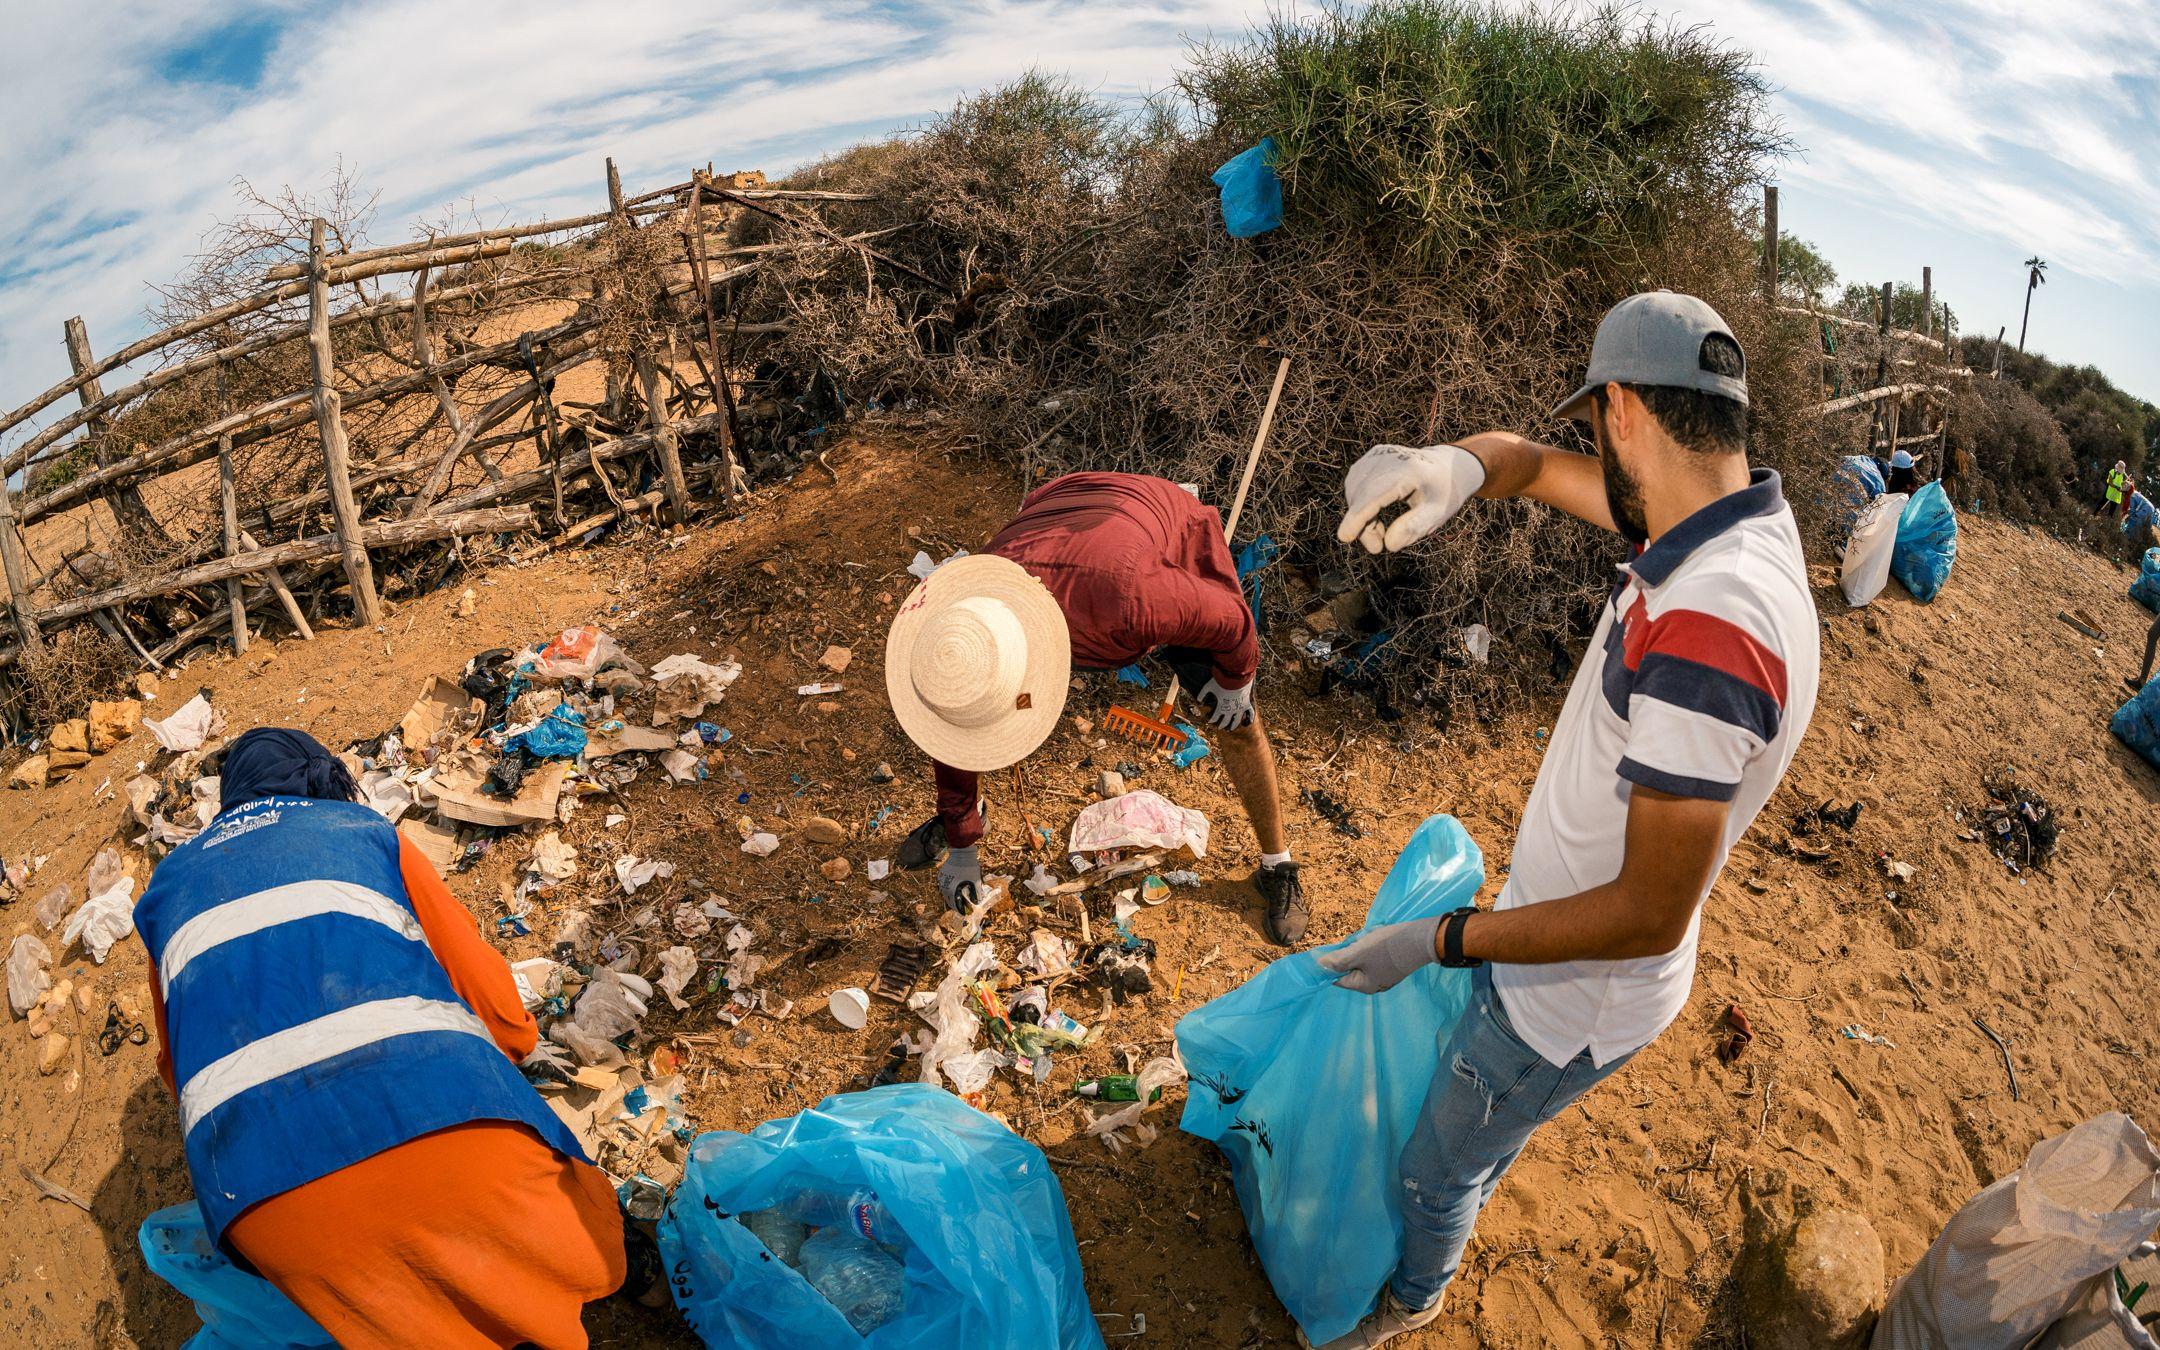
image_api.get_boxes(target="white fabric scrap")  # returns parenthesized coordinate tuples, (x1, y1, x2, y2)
(144, 694, 224, 752)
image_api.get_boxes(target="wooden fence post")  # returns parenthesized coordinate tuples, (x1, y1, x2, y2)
(1867, 281, 1892, 450)
(1761, 185, 1779, 298)
(1915, 267, 1934, 438)
(307, 216, 382, 626)
(64, 315, 170, 548)
(680, 174, 742, 507)
(0, 476, 41, 660)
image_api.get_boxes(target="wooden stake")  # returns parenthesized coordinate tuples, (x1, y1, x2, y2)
(238, 530, 315, 641)
(0, 476, 43, 659)
(307, 216, 381, 626)
(218, 441, 248, 654)
(1916, 267, 1934, 436)
(1761, 185, 1779, 298)
(680, 172, 740, 506)
(64, 315, 169, 547)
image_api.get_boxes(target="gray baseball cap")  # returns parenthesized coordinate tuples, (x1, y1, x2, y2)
(1551, 290, 1749, 421)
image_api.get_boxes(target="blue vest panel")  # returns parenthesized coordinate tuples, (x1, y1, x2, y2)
(135, 796, 587, 1242)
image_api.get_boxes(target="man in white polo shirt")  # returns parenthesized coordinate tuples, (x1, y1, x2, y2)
(1306, 292, 1820, 1347)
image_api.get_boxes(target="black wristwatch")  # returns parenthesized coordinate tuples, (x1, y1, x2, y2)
(1439, 907, 1483, 968)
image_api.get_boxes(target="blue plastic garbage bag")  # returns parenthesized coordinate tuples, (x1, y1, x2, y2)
(505, 703, 587, 759)
(1177, 815, 1483, 1344)
(1891, 480, 1958, 603)
(2125, 491, 2158, 540)
(1829, 455, 1885, 539)
(2112, 676, 2160, 771)
(1236, 532, 1279, 635)
(658, 1084, 1105, 1350)
(2131, 548, 2160, 613)
(1212, 139, 1284, 239)
(140, 1203, 335, 1349)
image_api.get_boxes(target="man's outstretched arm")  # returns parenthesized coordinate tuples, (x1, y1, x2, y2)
(1456, 431, 1619, 536)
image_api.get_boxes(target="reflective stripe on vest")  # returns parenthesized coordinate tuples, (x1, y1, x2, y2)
(179, 995, 494, 1136)
(158, 879, 425, 997)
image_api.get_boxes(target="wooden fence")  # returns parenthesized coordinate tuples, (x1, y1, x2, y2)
(0, 161, 873, 730)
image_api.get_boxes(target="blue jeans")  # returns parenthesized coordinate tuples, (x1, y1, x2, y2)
(1391, 966, 1637, 1310)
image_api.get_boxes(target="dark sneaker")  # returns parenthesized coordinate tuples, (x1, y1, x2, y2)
(896, 816, 947, 871)
(1296, 1290, 1443, 1348)
(1256, 862, 1308, 946)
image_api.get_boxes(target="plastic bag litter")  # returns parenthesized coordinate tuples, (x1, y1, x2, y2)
(355, 769, 414, 822)
(2129, 547, 2160, 613)
(1084, 1056, 1184, 1152)
(658, 946, 699, 1010)
(659, 748, 704, 783)
(1177, 814, 1483, 1345)
(614, 856, 675, 895)
(63, 872, 139, 964)
(550, 968, 652, 1067)
(1873, 1112, 2160, 1350)
(2126, 492, 2158, 541)
(1841, 491, 1909, 608)
(529, 627, 642, 682)
(651, 653, 743, 724)
(1212, 138, 1284, 239)
(527, 830, 579, 884)
(2109, 677, 2160, 772)
(1069, 790, 1208, 859)
(906, 548, 968, 580)
(1892, 481, 1958, 603)
(8, 935, 52, 1017)
(504, 703, 587, 760)
(140, 1201, 335, 1349)
(35, 884, 71, 932)
(917, 943, 997, 1091)
(657, 1083, 1106, 1350)
(511, 957, 564, 1011)
(742, 832, 781, 857)
(146, 693, 224, 753)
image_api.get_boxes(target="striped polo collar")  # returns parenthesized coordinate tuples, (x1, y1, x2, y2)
(1625, 468, 1785, 587)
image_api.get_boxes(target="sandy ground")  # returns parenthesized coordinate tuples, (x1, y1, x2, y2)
(3, 432, 2157, 1349)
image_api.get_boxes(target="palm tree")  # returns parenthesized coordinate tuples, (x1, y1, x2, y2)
(2017, 256, 2047, 352)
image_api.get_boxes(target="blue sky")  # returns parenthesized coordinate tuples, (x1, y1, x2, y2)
(1, 0, 2155, 456)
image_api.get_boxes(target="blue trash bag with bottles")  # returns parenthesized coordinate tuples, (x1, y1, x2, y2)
(657, 1083, 1104, 1349)
(138, 1203, 335, 1349)
(1176, 815, 1483, 1345)
(1891, 480, 1959, 602)
(2112, 676, 2160, 770)
(2129, 547, 2160, 613)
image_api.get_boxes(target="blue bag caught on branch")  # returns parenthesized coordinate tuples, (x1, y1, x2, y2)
(2130, 548, 2160, 613)
(657, 1084, 1105, 1350)
(1891, 481, 1958, 603)
(1176, 815, 1482, 1345)
(139, 1203, 335, 1349)
(1212, 139, 1284, 238)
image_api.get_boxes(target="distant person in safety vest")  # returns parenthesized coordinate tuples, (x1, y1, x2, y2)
(135, 728, 625, 1349)
(1309, 293, 1820, 1347)
(2099, 460, 2131, 518)
(883, 474, 1307, 945)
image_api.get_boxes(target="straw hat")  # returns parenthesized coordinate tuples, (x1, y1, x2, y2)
(885, 554, 1071, 772)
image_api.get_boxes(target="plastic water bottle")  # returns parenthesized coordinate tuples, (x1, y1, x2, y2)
(782, 1188, 897, 1244)
(739, 1209, 809, 1266)
(799, 1228, 905, 1335)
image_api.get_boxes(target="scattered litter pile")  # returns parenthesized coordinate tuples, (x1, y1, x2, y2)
(1973, 770, 2057, 873)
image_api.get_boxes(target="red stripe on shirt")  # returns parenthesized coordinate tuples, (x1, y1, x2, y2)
(1621, 596, 1787, 707)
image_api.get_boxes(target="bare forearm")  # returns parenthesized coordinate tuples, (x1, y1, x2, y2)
(1457, 431, 1617, 532)
(1447, 883, 1693, 965)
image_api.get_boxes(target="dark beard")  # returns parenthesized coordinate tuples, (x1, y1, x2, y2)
(1593, 408, 1650, 546)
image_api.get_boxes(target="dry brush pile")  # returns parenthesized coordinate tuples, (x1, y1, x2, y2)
(738, 1, 1830, 717)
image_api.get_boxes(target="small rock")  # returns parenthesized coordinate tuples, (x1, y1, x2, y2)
(29, 1011, 51, 1038)
(8, 754, 49, 790)
(87, 700, 143, 753)
(1739, 1206, 1884, 1350)
(455, 587, 477, 618)
(868, 762, 894, 785)
(840, 748, 857, 762)
(816, 701, 839, 715)
(820, 858, 853, 883)
(819, 645, 853, 674)
(804, 817, 847, 845)
(47, 748, 91, 774)
(73, 983, 93, 1015)
(50, 719, 89, 754)
(1073, 716, 1093, 736)
(134, 673, 160, 700)
(1099, 770, 1126, 798)
(39, 1035, 71, 1075)
(758, 560, 779, 577)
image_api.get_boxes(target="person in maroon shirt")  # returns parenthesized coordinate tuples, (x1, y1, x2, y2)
(889, 472, 1307, 945)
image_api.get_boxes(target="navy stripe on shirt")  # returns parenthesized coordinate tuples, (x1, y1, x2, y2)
(1631, 652, 1783, 742)
(1617, 757, 1742, 802)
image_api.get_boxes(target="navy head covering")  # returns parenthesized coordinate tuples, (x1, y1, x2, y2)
(219, 728, 358, 806)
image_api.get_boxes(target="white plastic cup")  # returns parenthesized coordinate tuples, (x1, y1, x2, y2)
(828, 986, 871, 1030)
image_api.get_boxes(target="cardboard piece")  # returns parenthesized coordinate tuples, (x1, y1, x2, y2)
(428, 750, 568, 828)
(585, 721, 677, 758)
(401, 676, 479, 756)
(398, 815, 462, 872)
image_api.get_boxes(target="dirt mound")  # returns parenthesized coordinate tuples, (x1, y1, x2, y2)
(2, 432, 2156, 1348)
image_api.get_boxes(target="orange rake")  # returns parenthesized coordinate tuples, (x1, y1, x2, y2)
(1104, 354, 1290, 753)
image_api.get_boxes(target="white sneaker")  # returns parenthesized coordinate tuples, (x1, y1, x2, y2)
(1295, 1291, 1444, 1349)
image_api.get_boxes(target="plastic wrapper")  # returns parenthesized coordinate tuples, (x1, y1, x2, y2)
(1068, 790, 1209, 859)
(657, 1084, 1105, 1349)
(1177, 814, 1483, 1345)
(8, 935, 52, 1017)
(529, 627, 641, 682)
(614, 856, 674, 894)
(145, 693, 225, 753)
(63, 874, 139, 964)
(650, 653, 743, 724)
(658, 946, 699, 1010)
(139, 1202, 334, 1348)
(504, 703, 587, 760)
(1891, 481, 1958, 603)
(35, 884, 72, 933)
(1212, 138, 1284, 238)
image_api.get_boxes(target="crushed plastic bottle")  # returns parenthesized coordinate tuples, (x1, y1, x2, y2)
(798, 1228, 905, 1335)
(781, 1188, 897, 1244)
(740, 1208, 810, 1266)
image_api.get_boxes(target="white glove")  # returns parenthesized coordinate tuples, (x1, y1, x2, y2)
(1336, 444, 1487, 553)
(1197, 677, 1255, 731)
(1315, 917, 1441, 994)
